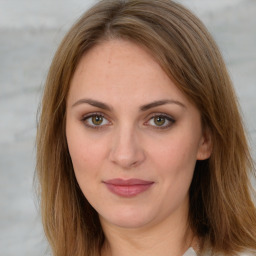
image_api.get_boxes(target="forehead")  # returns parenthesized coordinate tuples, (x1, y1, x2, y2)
(73, 39, 164, 82)
(68, 39, 189, 107)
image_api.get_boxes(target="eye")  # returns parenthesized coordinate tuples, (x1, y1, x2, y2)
(82, 113, 111, 128)
(146, 114, 175, 129)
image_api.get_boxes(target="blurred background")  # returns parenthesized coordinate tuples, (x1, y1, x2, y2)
(0, 0, 255, 255)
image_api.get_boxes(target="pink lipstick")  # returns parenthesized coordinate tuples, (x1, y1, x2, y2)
(103, 179, 154, 197)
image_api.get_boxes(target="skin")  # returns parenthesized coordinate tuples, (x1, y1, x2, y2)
(66, 39, 212, 256)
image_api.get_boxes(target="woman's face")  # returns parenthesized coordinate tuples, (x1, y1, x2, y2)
(66, 39, 211, 230)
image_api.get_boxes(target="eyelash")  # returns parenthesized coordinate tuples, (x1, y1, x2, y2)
(145, 113, 175, 129)
(81, 112, 175, 130)
(81, 112, 111, 129)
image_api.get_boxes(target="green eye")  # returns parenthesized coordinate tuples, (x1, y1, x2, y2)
(82, 114, 110, 128)
(91, 115, 103, 125)
(154, 116, 166, 126)
(147, 114, 175, 129)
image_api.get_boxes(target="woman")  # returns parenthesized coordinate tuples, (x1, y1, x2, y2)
(36, 0, 256, 255)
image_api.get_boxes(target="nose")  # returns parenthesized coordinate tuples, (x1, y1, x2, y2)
(108, 125, 145, 169)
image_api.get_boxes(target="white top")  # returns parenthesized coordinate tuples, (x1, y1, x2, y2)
(183, 247, 255, 256)
(183, 247, 197, 256)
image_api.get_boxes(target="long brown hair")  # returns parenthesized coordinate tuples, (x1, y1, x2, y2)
(36, 0, 256, 255)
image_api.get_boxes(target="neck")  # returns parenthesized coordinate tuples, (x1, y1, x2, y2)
(100, 209, 194, 256)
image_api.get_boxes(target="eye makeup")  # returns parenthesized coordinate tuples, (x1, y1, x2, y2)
(81, 112, 112, 129)
(80, 111, 176, 131)
(145, 113, 176, 130)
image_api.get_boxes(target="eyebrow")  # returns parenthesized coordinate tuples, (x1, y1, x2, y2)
(140, 99, 185, 111)
(72, 98, 112, 111)
(72, 98, 185, 111)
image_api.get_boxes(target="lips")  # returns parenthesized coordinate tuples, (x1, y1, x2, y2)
(103, 179, 154, 197)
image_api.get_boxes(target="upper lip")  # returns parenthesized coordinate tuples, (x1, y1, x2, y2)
(103, 178, 154, 185)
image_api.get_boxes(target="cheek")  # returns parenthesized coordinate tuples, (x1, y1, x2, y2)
(147, 130, 200, 196)
(142, 135, 198, 217)
(66, 123, 106, 180)
(68, 142, 105, 181)
(66, 132, 106, 204)
(149, 135, 199, 172)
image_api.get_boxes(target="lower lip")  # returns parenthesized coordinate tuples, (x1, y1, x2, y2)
(104, 183, 154, 197)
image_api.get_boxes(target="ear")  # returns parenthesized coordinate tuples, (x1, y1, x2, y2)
(197, 127, 212, 160)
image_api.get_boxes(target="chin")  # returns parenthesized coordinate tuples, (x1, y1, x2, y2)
(99, 207, 154, 229)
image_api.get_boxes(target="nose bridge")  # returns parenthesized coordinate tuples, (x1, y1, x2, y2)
(109, 122, 145, 168)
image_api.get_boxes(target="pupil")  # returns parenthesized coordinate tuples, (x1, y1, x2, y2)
(154, 116, 165, 126)
(92, 115, 103, 125)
